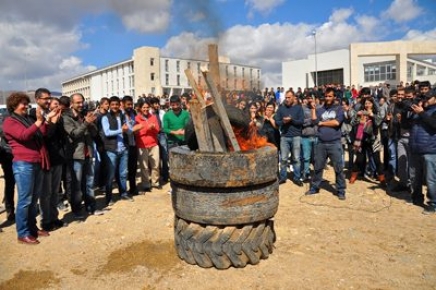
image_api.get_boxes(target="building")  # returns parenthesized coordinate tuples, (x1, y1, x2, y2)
(282, 40, 436, 89)
(62, 46, 261, 101)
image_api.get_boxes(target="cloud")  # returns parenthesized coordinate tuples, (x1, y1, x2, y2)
(402, 28, 436, 41)
(0, 0, 171, 91)
(0, 20, 95, 91)
(385, 0, 423, 23)
(245, 0, 285, 16)
(161, 7, 384, 87)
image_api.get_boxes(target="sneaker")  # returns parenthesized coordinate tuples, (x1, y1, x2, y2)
(337, 193, 346, 200)
(422, 206, 436, 215)
(121, 195, 134, 202)
(88, 209, 105, 216)
(73, 213, 86, 220)
(304, 188, 319, 196)
(106, 200, 115, 207)
(278, 179, 287, 185)
(293, 179, 304, 187)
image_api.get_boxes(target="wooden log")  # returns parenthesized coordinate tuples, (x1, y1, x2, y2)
(189, 98, 213, 152)
(202, 71, 241, 152)
(208, 44, 221, 92)
(184, 69, 227, 152)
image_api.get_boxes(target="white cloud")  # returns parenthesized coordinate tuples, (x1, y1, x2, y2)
(161, 7, 384, 87)
(245, 0, 285, 15)
(385, 0, 423, 23)
(402, 28, 436, 40)
(0, 0, 171, 91)
(0, 20, 95, 91)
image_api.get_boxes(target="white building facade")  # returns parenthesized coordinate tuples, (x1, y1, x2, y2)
(282, 40, 436, 89)
(62, 46, 261, 101)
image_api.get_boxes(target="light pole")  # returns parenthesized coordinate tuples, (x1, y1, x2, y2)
(312, 30, 318, 87)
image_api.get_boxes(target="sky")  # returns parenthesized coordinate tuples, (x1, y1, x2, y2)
(0, 0, 435, 92)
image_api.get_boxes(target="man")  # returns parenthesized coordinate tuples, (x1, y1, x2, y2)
(274, 89, 304, 186)
(392, 86, 415, 193)
(409, 89, 436, 214)
(301, 94, 318, 182)
(29, 88, 65, 230)
(93, 97, 109, 192)
(122, 95, 138, 196)
(306, 87, 347, 200)
(163, 95, 190, 149)
(150, 97, 169, 184)
(63, 93, 104, 218)
(101, 96, 134, 205)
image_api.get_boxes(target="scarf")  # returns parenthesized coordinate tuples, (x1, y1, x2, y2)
(11, 112, 50, 170)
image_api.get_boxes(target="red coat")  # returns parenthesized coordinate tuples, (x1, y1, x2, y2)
(134, 113, 160, 148)
(3, 116, 49, 167)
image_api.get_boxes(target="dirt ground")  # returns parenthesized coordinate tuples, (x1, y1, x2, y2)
(0, 166, 435, 290)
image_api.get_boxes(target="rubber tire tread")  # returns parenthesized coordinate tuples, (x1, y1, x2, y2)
(174, 216, 276, 269)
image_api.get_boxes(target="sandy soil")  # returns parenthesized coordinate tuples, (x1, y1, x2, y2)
(0, 167, 435, 290)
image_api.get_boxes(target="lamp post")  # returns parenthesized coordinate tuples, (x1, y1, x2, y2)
(312, 30, 318, 87)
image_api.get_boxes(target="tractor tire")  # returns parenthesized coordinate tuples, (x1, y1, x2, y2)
(169, 145, 278, 188)
(172, 180, 279, 225)
(174, 216, 276, 269)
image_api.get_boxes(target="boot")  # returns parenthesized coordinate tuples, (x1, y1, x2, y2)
(349, 172, 359, 184)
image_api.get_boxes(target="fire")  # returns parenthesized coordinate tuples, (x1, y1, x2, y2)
(231, 123, 275, 152)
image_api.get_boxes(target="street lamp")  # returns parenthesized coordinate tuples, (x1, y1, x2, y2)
(312, 30, 318, 87)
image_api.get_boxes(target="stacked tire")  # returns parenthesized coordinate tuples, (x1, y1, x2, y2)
(170, 145, 279, 269)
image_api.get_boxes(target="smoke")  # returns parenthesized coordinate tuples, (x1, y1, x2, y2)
(173, 1, 223, 40)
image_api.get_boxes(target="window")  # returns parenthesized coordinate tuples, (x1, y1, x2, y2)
(165, 60, 169, 72)
(177, 75, 180, 86)
(187, 62, 191, 70)
(197, 62, 201, 73)
(165, 74, 169, 85)
(364, 62, 397, 83)
(150, 58, 154, 66)
(176, 61, 180, 72)
(234, 66, 237, 76)
(151, 73, 155, 81)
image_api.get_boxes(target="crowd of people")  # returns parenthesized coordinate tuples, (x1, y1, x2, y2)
(0, 90, 189, 244)
(0, 79, 435, 246)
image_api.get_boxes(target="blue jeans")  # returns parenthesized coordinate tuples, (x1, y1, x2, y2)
(301, 136, 316, 178)
(410, 153, 436, 207)
(105, 150, 128, 203)
(72, 158, 96, 214)
(386, 138, 398, 182)
(311, 141, 346, 195)
(279, 136, 302, 181)
(13, 161, 43, 238)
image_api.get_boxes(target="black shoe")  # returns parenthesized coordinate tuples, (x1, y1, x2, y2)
(305, 189, 319, 195)
(52, 219, 68, 229)
(278, 179, 287, 185)
(294, 180, 304, 187)
(73, 213, 86, 221)
(121, 195, 134, 202)
(41, 223, 53, 231)
(337, 193, 346, 200)
(88, 209, 104, 216)
(106, 200, 115, 207)
(422, 206, 436, 215)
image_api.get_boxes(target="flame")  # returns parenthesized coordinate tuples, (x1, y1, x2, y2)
(231, 123, 275, 152)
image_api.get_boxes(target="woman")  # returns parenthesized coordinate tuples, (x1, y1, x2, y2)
(341, 99, 356, 172)
(134, 100, 161, 192)
(3, 92, 58, 244)
(262, 102, 280, 149)
(349, 97, 384, 185)
(249, 102, 263, 131)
